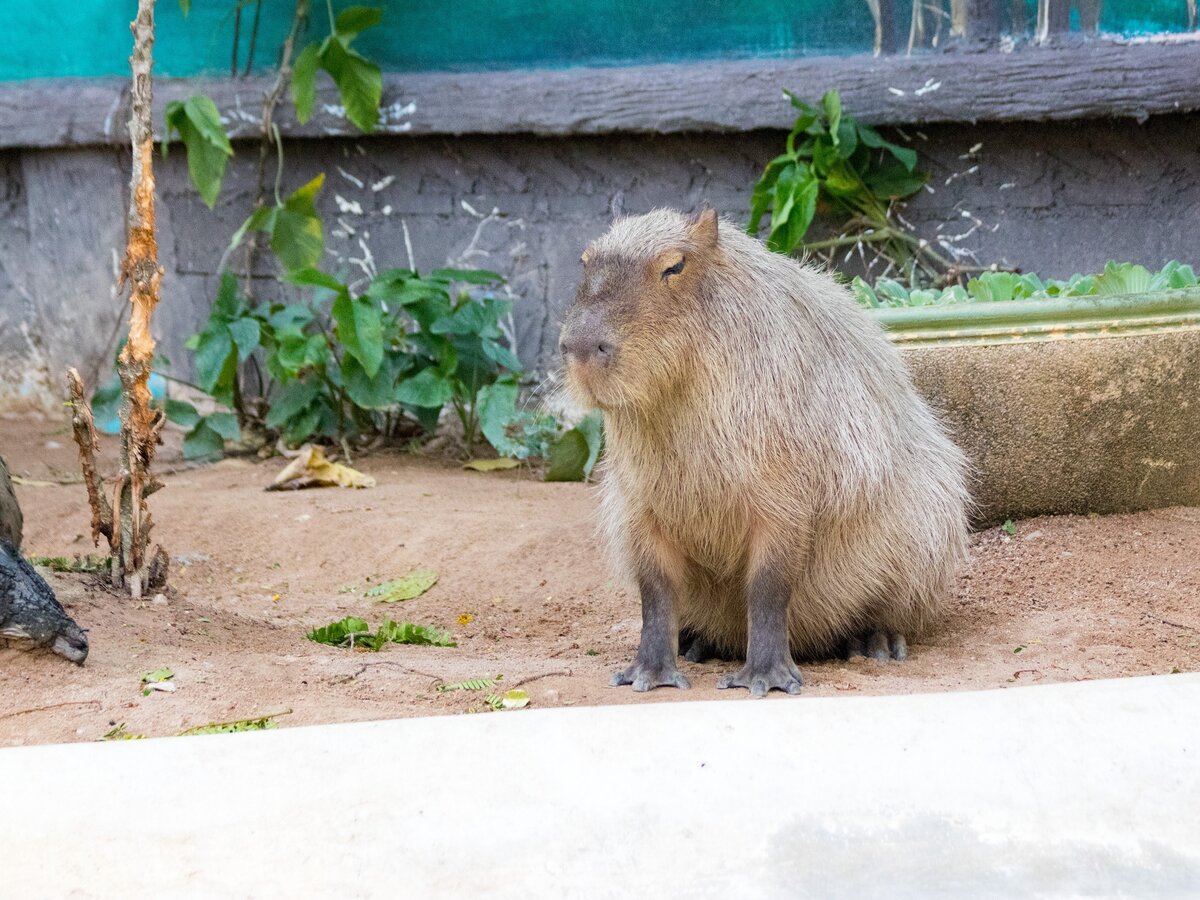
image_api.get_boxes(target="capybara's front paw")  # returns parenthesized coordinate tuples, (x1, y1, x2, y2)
(610, 661, 691, 692)
(716, 660, 804, 697)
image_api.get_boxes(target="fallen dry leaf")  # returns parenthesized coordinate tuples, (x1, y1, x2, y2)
(266, 445, 376, 491)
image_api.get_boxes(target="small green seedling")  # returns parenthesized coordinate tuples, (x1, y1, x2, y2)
(1001, 519, 1017, 536)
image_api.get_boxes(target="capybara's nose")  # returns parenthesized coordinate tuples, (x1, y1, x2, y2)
(560, 334, 615, 366)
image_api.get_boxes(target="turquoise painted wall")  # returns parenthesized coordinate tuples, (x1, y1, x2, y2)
(1, 1, 1195, 82)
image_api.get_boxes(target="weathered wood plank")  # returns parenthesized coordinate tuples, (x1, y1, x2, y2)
(1, 40, 1197, 149)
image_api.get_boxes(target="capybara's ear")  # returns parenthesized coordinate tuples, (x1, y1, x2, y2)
(687, 207, 718, 247)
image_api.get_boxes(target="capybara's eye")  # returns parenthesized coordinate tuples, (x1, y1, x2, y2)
(661, 257, 686, 280)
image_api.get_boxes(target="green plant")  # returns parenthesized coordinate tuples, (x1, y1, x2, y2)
(307, 615, 455, 650)
(748, 89, 950, 283)
(850, 260, 1198, 309)
(101, 1, 603, 480)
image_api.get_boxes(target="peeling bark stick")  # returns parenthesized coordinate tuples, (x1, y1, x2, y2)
(66, 368, 113, 547)
(114, 0, 169, 599)
(66, 0, 167, 597)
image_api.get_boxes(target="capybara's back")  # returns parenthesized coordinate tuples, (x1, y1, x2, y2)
(560, 208, 969, 695)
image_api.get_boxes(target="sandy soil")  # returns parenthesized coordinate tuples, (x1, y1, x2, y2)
(2, 414, 1198, 746)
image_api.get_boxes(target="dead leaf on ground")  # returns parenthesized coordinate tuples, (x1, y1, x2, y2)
(366, 569, 439, 603)
(266, 445, 376, 491)
(463, 458, 520, 472)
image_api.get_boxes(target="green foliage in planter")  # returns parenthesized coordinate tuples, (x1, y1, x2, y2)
(851, 260, 1199, 309)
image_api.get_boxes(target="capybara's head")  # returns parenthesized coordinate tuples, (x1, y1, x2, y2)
(560, 208, 719, 411)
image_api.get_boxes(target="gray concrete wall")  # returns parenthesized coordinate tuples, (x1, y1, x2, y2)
(2, 113, 1199, 411)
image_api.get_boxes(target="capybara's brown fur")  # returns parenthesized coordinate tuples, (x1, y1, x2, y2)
(560, 208, 969, 693)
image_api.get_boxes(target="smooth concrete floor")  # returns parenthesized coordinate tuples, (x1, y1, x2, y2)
(1, 674, 1198, 899)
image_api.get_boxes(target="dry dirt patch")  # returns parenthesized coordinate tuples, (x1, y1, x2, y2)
(2, 415, 1197, 746)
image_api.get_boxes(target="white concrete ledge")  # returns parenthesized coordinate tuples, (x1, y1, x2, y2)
(2, 674, 1198, 898)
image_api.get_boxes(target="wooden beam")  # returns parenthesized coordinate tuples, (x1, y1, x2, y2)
(1, 40, 1198, 150)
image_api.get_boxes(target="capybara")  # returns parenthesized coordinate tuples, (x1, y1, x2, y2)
(559, 208, 969, 696)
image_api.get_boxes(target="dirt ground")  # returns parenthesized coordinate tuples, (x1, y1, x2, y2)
(2, 413, 1198, 747)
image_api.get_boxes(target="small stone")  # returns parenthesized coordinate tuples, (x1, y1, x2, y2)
(152, 593, 168, 606)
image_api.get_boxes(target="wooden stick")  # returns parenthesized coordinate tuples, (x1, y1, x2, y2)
(66, 367, 113, 547)
(114, 0, 166, 598)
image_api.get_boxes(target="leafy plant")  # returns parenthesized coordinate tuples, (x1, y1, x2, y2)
(178, 712, 288, 736)
(307, 615, 455, 650)
(130, 1, 603, 481)
(437, 675, 502, 693)
(29, 554, 111, 573)
(850, 260, 1198, 309)
(749, 90, 946, 283)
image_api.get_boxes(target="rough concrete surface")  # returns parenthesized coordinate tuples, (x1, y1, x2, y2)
(1, 674, 1197, 898)
(904, 328, 1200, 523)
(2, 112, 1200, 413)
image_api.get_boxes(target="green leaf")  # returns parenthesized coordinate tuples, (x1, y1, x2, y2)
(480, 337, 523, 373)
(545, 428, 589, 482)
(862, 163, 927, 200)
(463, 458, 521, 472)
(164, 96, 232, 208)
(285, 267, 346, 294)
(476, 377, 522, 456)
(212, 271, 240, 320)
(437, 675, 501, 692)
(265, 378, 321, 429)
(183, 95, 233, 154)
(334, 5, 384, 40)
(205, 412, 241, 441)
(484, 689, 531, 711)
(320, 37, 382, 133)
(307, 616, 372, 647)
(178, 713, 283, 736)
(291, 42, 321, 124)
(858, 124, 918, 172)
(228, 205, 278, 259)
(193, 324, 234, 395)
(576, 410, 604, 477)
(768, 165, 818, 254)
(332, 293, 384, 377)
(228, 318, 262, 362)
(165, 398, 200, 428)
(342, 354, 393, 409)
(374, 619, 456, 648)
(428, 267, 505, 286)
(747, 153, 794, 235)
(183, 421, 225, 460)
(394, 367, 453, 409)
(821, 90, 842, 145)
(1095, 261, 1153, 296)
(140, 667, 175, 684)
(366, 570, 439, 603)
(273, 174, 326, 272)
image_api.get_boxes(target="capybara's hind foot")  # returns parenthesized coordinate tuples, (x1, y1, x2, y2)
(847, 630, 908, 662)
(678, 628, 732, 663)
(716, 660, 804, 697)
(611, 661, 691, 692)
